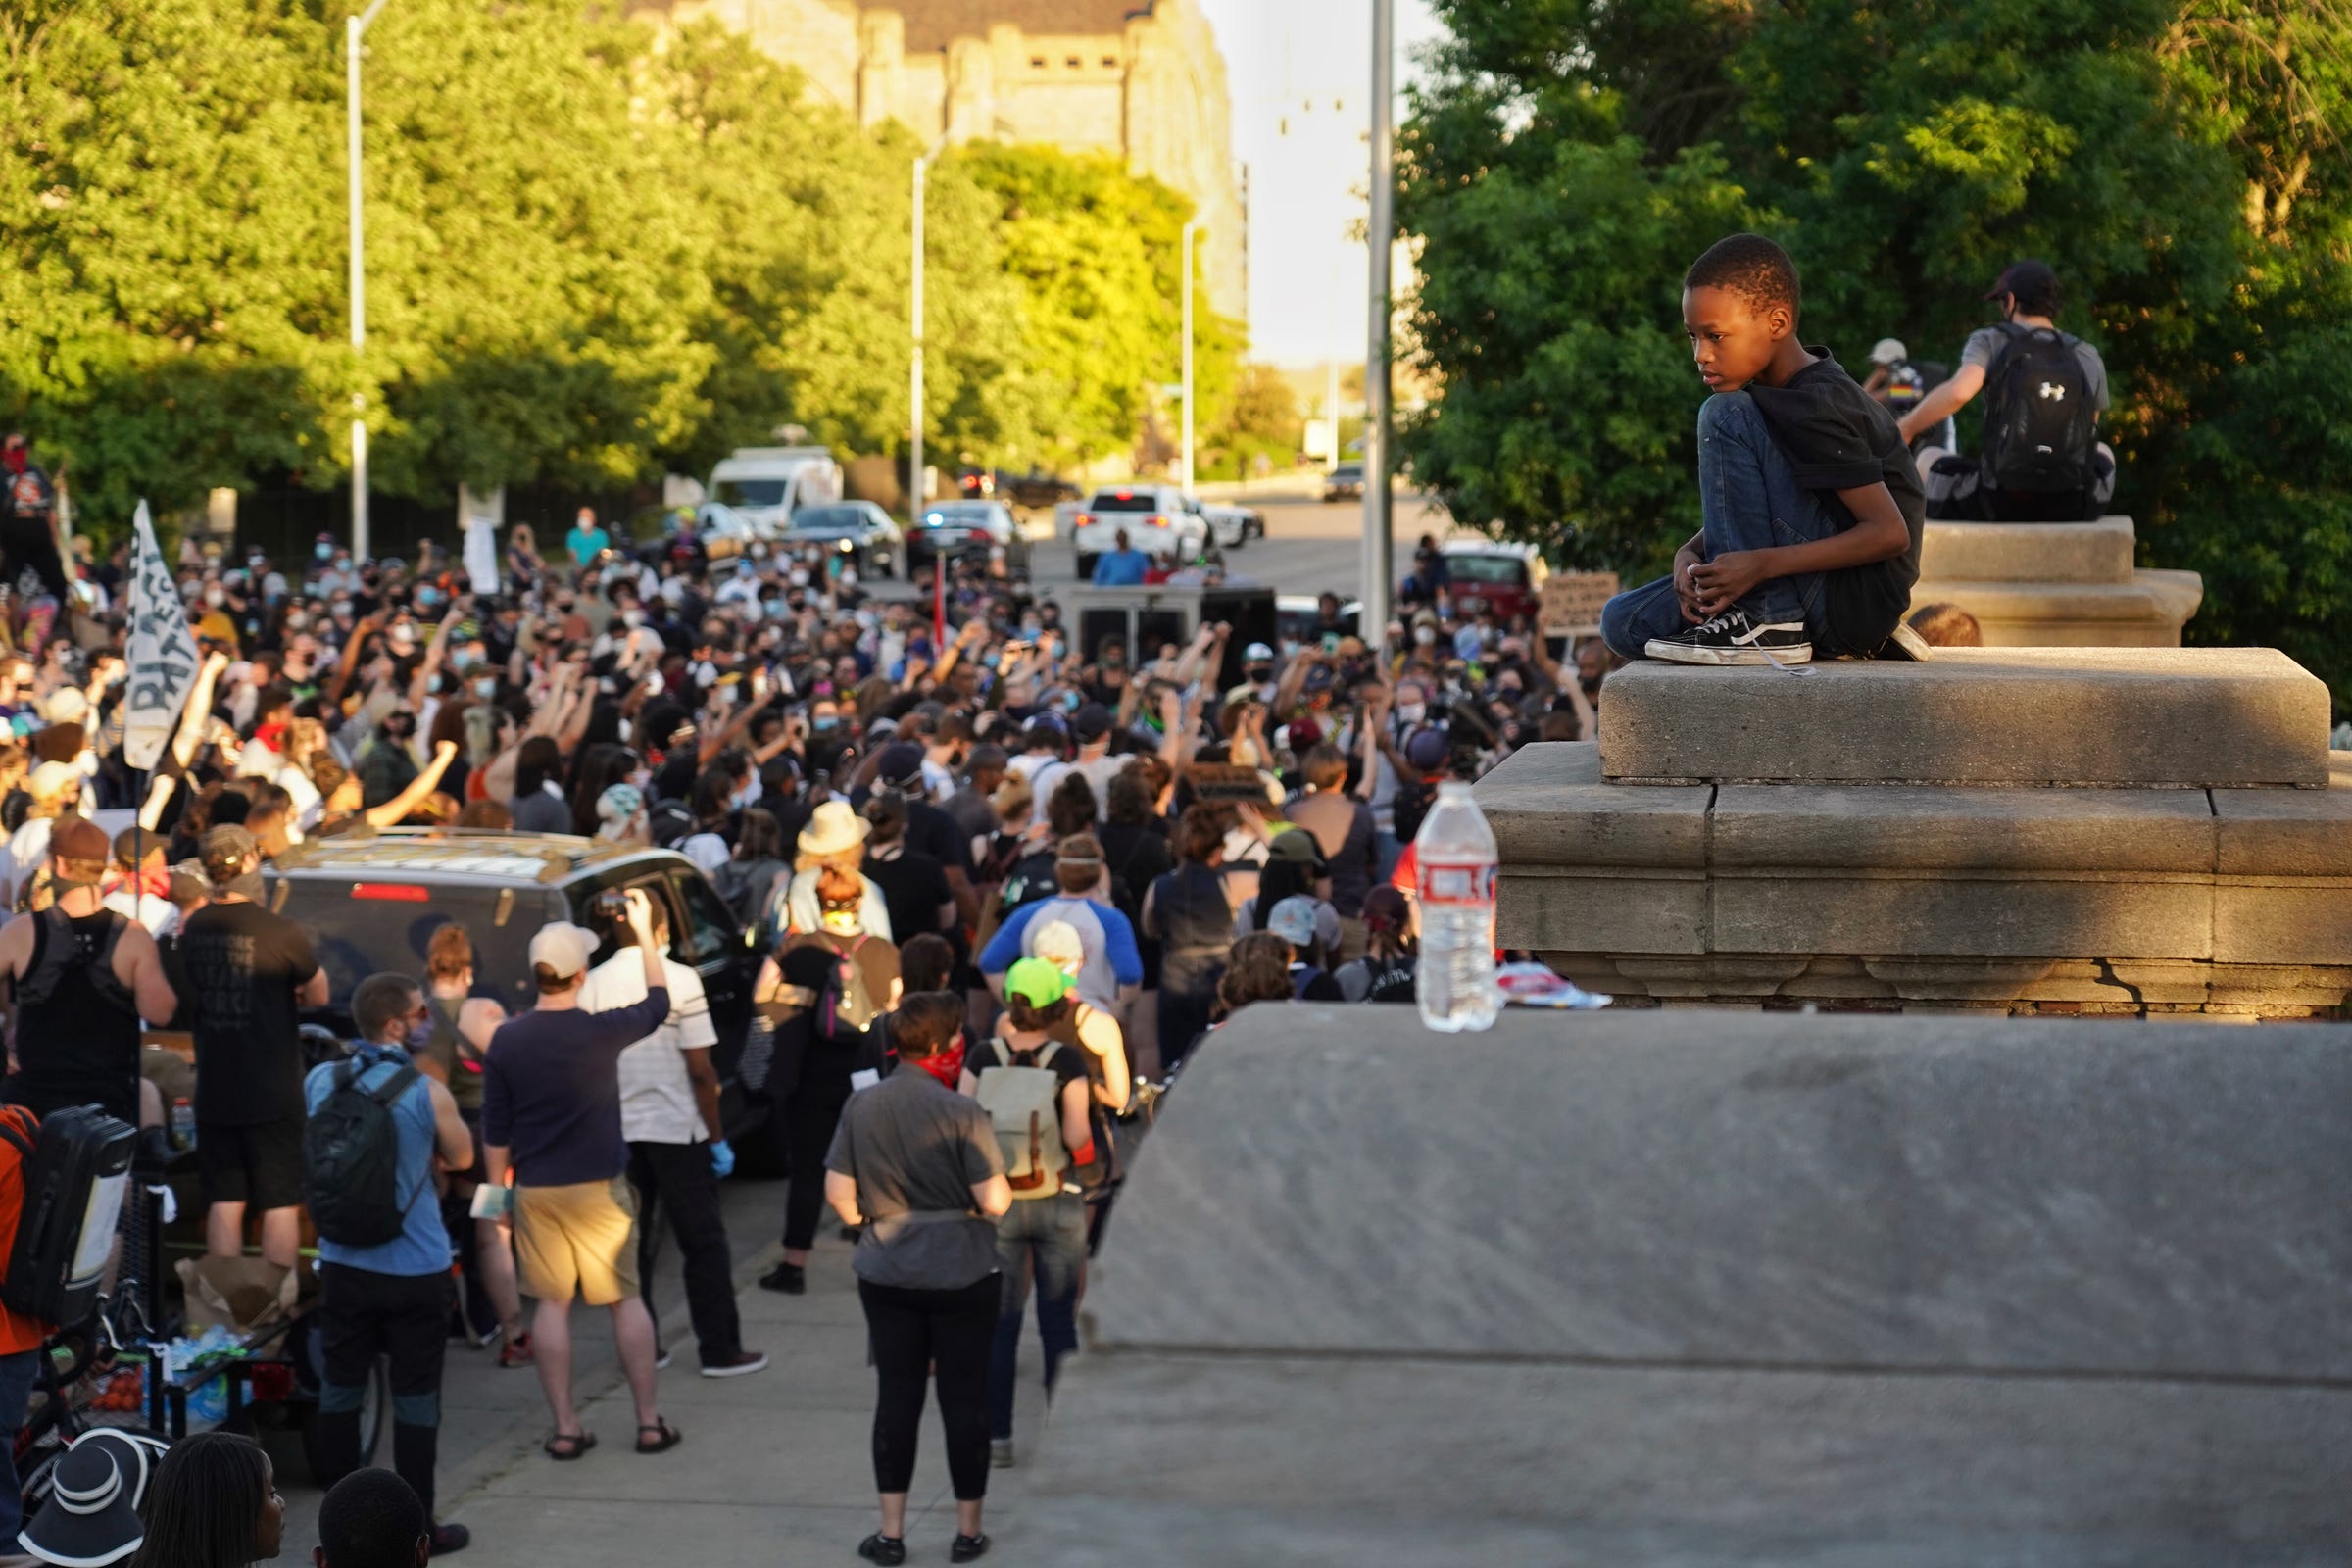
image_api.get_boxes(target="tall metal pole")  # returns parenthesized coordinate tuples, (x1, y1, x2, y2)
(1363, 0, 1396, 642)
(347, 0, 388, 564)
(1180, 220, 1201, 490)
(909, 136, 946, 515)
(909, 153, 926, 515)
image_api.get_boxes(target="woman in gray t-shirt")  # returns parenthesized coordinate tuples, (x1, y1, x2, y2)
(825, 991, 1008, 1566)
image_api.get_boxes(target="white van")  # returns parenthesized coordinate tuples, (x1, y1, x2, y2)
(706, 447, 843, 534)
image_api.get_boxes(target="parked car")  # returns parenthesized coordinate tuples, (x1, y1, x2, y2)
(261, 829, 784, 1159)
(1324, 462, 1366, 503)
(1071, 485, 1210, 580)
(1439, 539, 1549, 623)
(957, 466, 1084, 510)
(783, 501, 902, 577)
(1193, 496, 1264, 550)
(691, 501, 767, 561)
(908, 500, 1028, 572)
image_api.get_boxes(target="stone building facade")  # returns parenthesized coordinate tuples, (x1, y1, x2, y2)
(629, 0, 1247, 320)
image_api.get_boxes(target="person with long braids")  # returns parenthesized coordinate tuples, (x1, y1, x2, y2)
(126, 1431, 284, 1568)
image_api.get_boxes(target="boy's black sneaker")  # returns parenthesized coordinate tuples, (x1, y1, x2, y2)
(759, 1261, 806, 1295)
(1645, 611, 1811, 665)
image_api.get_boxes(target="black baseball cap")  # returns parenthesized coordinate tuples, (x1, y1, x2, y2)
(874, 741, 927, 790)
(1071, 703, 1112, 742)
(1984, 259, 2059, 310)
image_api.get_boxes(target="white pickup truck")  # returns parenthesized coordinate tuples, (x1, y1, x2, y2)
(1071, 484, 1210, 579)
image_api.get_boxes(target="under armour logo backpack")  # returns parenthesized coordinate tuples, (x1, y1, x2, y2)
(1981, 324, 2096, 496)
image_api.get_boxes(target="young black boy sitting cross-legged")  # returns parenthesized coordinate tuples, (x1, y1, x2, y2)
(1600, 233, 1924, 665)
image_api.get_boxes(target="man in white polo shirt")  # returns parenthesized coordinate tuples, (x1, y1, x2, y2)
(579, 898, 766, 1380)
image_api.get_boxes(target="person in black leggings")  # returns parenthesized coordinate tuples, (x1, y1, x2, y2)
(755, 883, 901, 1296)
(824, 991, 1009, 1566)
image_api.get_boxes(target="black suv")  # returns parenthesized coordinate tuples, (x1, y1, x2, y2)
(264, 828, 776, 1154)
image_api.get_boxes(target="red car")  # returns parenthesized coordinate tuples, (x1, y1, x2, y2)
(1436, 541, 1548, 623)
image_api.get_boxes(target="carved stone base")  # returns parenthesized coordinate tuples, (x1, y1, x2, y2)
(1539, 952, 2352, 1018)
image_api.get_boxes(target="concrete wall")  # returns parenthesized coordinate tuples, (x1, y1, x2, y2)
(1029, 1005, 2352, 1564)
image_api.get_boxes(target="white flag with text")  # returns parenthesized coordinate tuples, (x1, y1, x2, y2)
(122, 501, 200, 772)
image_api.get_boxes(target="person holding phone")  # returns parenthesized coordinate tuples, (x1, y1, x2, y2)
(482, 891, 683, 1461)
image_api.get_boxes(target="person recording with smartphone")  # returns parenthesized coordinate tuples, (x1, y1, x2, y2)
(481, 889, 683, 1461)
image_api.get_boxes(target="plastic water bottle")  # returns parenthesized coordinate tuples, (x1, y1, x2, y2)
(1413, 780, 1500, 1032)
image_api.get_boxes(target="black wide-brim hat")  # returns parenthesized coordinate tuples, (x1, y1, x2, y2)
(20, 1440, 145, 1567)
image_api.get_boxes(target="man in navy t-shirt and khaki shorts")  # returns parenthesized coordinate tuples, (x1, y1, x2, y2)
(483, 893, 681, 1461)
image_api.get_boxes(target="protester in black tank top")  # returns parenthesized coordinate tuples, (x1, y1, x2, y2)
(0, 815, 176, 1127)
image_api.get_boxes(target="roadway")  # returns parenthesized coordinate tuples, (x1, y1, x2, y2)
(1011, 485, 1456, 605)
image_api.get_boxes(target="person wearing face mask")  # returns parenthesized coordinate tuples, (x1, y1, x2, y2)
(565, 508, 612, 569)
(359, 708, 423, 810)
(303, 972, 477, 1557)
(1238, 643, 1277, 707)
(195, 581, 241, 651)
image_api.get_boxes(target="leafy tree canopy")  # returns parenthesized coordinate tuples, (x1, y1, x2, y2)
(1399, 0, 2352, 700)
(0, 2, 1237, 530)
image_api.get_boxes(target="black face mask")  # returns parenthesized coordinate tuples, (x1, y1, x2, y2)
(1246, 664, 1270, 683)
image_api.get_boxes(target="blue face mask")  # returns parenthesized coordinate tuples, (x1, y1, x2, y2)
(1062, 690, 1081, 712)
(316, 543, 334, 562)
(812, 714, 839, 732)
(416, 587, 442, 611)
(472, 676, 498, 699)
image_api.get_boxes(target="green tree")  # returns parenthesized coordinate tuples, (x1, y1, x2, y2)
(1400, 0, 2352, 698)
(956, 142, 1245, 475)
(1202, 361, 1301, 480)
(0, 1, 1254, 535)
(637, 23, 1032, 479)
(0, 0, 347, 521)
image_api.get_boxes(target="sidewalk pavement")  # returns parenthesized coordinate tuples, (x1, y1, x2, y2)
(274, 1175, 1057, 1565)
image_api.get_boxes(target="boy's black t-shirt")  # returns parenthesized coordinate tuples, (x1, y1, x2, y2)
(1743, 350, 1925, 654)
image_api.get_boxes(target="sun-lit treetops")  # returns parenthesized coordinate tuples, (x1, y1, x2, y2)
(0, 0, 1246, 523)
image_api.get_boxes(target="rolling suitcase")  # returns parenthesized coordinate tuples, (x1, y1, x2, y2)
(0, 1103, 137, 1328)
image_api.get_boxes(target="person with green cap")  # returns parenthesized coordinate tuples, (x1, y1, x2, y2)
(960, 957, 1097, 1471)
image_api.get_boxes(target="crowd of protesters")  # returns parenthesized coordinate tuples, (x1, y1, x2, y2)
(0, 428, 1629, 1561)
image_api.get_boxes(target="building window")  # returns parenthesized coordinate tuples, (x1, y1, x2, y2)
(1102, 56, 1117, 68)
(1031, 55, 1047, 68)
(1065, 55, 1082, 68)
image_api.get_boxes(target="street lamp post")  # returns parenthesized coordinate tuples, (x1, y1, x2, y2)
(909, 134, 949, 516)
(346, 0, 389, 564)
(1180, 220, 1203, 490)
(1362, 0, 1396, 641)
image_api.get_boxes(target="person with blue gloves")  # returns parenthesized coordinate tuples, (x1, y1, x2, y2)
(580, 897, 768, 1380)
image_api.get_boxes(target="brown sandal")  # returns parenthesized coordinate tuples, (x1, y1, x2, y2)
(544, 1429, 596, 1460)
(635, 1418, 682, 1454)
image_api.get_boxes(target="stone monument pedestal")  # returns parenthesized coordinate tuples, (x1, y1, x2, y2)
(1025, 1008, 2352, 1564)
(1911, 515, 2201, 646)
(1482, 650, 2352, 1016)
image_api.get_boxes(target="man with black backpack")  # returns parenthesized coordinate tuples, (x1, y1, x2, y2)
(302, 971, 475, 1558)
(1898, 260, 2118, 521)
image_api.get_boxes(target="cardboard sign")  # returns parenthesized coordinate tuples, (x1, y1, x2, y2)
(1539, 571, 1620, 634)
